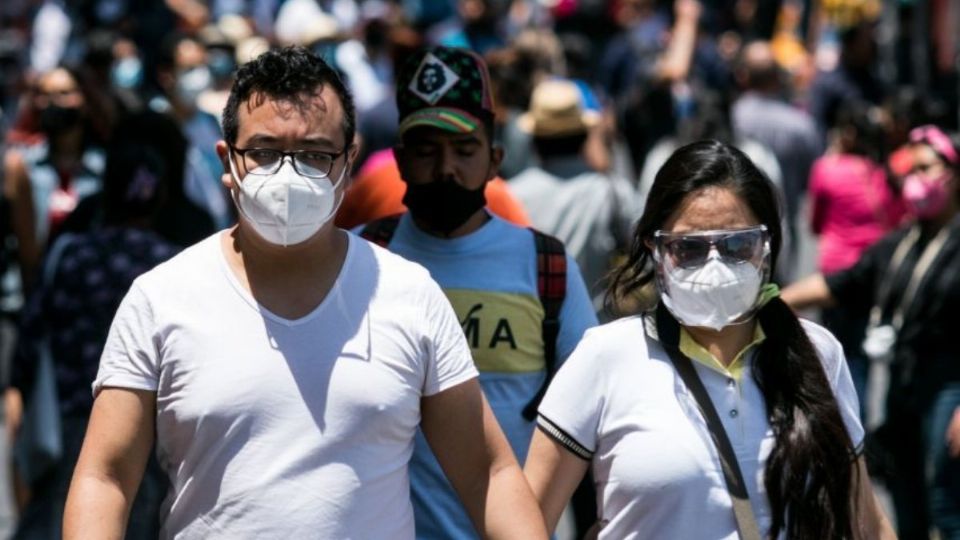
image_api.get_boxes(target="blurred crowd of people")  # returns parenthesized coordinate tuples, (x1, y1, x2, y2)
(0, 0, 959, 538)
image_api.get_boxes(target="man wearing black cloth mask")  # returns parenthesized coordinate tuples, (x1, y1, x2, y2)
(360, 46, 597, 538)
(394, 48, 500, 236)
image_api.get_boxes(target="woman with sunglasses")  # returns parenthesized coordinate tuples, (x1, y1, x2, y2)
(524, 140, 894, 539)
(784, 124, 960, 539)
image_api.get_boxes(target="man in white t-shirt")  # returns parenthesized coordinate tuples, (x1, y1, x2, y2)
(62, 47, 548, 540)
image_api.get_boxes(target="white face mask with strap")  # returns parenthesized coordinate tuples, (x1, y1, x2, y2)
(229, 153, 347, 246)
(659, 252, 763, 331)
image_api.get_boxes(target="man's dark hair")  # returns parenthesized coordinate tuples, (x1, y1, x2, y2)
(222, 47, 356, 148)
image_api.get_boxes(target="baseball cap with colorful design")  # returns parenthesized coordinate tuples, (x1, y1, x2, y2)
(396, 46, 495, 136)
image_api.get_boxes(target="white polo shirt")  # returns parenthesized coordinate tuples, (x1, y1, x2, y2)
(537, 314, 863, 540)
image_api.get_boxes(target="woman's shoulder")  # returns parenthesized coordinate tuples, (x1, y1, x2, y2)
(798, 318, 845, 379)
(566, 315, 655, 369)
(583, 315, 648, 346)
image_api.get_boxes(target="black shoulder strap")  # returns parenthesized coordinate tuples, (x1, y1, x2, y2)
(523, 229, 567, 421)
(359, 214, 403, 247)
(655, 304, 761, 540)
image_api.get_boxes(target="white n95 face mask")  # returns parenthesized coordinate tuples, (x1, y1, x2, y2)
(229, 154, 346, 246)
(657, 248, 766, 331)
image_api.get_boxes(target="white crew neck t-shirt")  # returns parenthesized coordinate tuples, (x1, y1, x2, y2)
(94, 232, 478, 539)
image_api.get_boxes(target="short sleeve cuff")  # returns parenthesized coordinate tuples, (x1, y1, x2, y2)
(823, 271, 845, 298)
(92, 374, 159, 398)
(537, 414, 594, 461)
(422, 368, 478, 397)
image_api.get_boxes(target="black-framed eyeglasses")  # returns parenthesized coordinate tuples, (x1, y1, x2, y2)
(229, 145, 346, 179)
(654, 225, 768, 269)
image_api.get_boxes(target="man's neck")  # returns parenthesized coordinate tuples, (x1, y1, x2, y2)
(412, 209, 490, 239)
(540, 154, 591, 178)
(222, 224, 349, 319)
(171, 100, 196, 123)
(683, 319, 757, 367)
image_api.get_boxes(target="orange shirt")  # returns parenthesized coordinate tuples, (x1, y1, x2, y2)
(336, 149, 530, 229)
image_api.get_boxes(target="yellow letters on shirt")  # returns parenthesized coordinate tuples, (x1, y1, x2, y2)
(443, 289, 545, 373)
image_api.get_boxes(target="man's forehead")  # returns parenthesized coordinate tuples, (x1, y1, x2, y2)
(242, 88, 340, 117)
(237, 88, 345, 143)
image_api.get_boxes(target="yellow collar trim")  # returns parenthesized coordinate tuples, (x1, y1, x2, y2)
(678, 324, 766, 380)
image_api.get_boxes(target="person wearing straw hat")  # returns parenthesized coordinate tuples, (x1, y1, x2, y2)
(510, 78, 641, 316)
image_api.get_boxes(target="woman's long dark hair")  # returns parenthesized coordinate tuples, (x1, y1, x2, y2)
(607, 140, 858, 539)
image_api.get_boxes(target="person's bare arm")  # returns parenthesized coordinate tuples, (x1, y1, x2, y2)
(3, 150, 40, 293)
(164, 0, 209, 30)
(523, 429, 590, 533)
(655, 0, 702, 83)
(421, 379, 548, 539)
(780, 273, 836, 311)
(63, 388, 156, 540)
(852, 456, 896, 539)
(945, 407, 960, 458)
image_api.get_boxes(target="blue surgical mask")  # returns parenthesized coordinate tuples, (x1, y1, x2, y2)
(111, 56, 143, 90)
(175, 66, 212, 107)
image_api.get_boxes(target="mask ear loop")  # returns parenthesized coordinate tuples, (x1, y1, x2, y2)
(326, 163, 349, 225)
(754, 239, 773, 303)
(724, 238, 774, 326)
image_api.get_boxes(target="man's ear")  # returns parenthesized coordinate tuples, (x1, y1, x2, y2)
(347, 141, 361, 166)
(216, 140, 235, 190)
(487, 145, 504, 181)
(341, 142, 361, 189)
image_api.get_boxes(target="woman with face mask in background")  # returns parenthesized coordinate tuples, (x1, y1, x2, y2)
(784, 124, 960, 540)
(523, 140, 895, 539)
(3, 66, 107, 294)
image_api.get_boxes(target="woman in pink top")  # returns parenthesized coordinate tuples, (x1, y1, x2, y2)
(810, 151, 904, 275)
(808, 101, 905, 417)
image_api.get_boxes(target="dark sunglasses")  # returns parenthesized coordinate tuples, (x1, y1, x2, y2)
(654, 225, 768, 269)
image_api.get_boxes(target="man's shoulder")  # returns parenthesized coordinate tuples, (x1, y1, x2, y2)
(350, 230, 436, 285)
(133, 232, 222, 293)
(507, 166, 555, 194)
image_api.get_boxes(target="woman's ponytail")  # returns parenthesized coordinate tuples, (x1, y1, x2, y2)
(755, 297, 858, 539)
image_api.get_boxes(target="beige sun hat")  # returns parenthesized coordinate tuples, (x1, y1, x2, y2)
(235, 36, 270, 65)
(518, 79, 599, 138)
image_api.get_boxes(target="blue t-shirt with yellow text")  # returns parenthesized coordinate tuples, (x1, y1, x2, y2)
(374, 212, 597, 539)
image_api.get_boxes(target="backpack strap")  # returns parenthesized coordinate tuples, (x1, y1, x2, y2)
(359, 214, 403, 247)
(523, 229, 567, 421)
